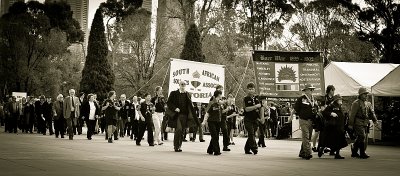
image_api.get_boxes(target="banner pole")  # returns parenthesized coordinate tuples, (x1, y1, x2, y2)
(235, 56, 251, 98)
(134, 60, 170, 95)
(162, 63, 170, 87)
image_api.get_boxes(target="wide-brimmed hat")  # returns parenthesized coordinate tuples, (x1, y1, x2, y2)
(302, 84, 316, 91)
(333, 94, 342, 102)
(358, 87, 369, 95)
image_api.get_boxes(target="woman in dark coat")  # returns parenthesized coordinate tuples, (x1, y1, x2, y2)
(319, 94, 348, 159)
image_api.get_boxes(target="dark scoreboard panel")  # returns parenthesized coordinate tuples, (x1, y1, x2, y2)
(253, 51, 325, 98)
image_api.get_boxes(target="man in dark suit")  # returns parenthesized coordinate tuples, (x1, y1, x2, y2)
(167, 80, 198, 152)
(35, 96, 48, 135)
(63, 89, 80, 140)
(53, 94, 65, 138)
(118, 94, 130, 138)
(6, 96, 19, 133)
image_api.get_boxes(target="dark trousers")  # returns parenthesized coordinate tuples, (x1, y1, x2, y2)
(125, 120, 131, 136)
(76, 118, 84, 134)
(37, 116, 46, 134)
(130, 120, 139, 139)
(244, 120, 258, 152)
(220, 120, 230, 148)
(87, 119, 96, 139)
(270, 119, 277, 137)
(46, 118, 54, 135)
(54, 118, 65, 137)
(258, 122, 266, 146)
(161, 116, 169, 140)
(207, 121, 221, 154)
(9, 114, 18, 133)
(119, 118, 127, 137)
(174, 114, 187, 150)
(26, 117, 34, 133)
(136, 119, 154, 145)
(66, 113, 76, 139)
(193, 124, 204, 141)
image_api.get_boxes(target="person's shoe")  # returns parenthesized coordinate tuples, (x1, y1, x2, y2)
(335, 154, 345, 159)
(136, 143, 141, 146)
(190, 137, 194, 142)
(318, 148, 324, 158)
(200, 139, 205, 142)
(183, 139, 188, 142)
(245, 151, 253, 154)
(55, 135, 59, 138)
(158, 142, 164, 145)
(149, 144, 155, 146)
(114, 137, 119, 140)
(302, 155, 313, 160)
(351, 144, 360, 158)
(312, 147, 318, 152)
(329, 151, 335, 156)
(175, 149, 182, 152)
(359, 153, 370, 159)
(43, 133, 46, 135)
(130, 135, 133, 140)
(69, 136, 73, 140)
(231, 142, 235, 145)
(223, 147, 231, 151)
(108, 138, 113, 143)
(251, 148, 258, 155)
(61, 135, 64, 138)
(88, 137, 92, 140)
(214, 152, 221, 156)
(207, 150, 213, 155)
(261, 144, 266, 148)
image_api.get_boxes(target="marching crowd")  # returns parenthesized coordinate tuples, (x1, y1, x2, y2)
(0, 81, 378, 159)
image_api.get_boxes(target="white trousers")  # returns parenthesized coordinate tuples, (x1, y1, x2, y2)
(152, 112, 164, 144)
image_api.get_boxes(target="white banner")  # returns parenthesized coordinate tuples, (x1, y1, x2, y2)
(12, 92, 27, 102)
(168, 58, 225, 103)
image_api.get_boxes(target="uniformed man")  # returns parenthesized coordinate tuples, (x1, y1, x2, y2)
(243, 82, 261, 155)
(348, 87, 378, 159)
(294, 84, 318, 160)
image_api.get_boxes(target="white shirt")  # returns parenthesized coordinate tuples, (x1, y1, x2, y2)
(89, 101, 96, 120)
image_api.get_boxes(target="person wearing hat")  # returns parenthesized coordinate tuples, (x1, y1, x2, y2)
(294, 83, 318, 160)
(348, 87, 378, 159)
(319, 94, 348, 159)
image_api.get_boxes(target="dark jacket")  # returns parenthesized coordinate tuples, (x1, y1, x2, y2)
(166, 89, 198, 128)
(119, 100, 130, 119)
(52, 101, 64, 120)
(294, 95, 318, 120)
(81, 100, 100, 121)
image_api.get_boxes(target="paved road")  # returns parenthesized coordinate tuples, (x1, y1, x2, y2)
(0, 127, 399, 176)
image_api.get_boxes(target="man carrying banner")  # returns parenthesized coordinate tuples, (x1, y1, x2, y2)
(167, 80, 198, 152)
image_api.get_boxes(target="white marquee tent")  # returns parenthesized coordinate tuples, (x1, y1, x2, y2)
(324, 62, 399, 96)
(372, 66, 400, 96)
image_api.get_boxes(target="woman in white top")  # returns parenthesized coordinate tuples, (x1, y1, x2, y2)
(82, 94, 100, 140)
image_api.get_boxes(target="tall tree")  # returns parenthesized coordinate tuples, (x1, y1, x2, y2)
(239, 0, 299, 50)
(337, 0, 400, 64)
(0, 1, 83, 97)
(289, 0, 378, 64)
(80, 8, 114, 100)
(180, 23, 205, 62)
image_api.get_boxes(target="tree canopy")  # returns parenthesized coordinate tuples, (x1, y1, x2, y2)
(80, 8, 114, 101)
